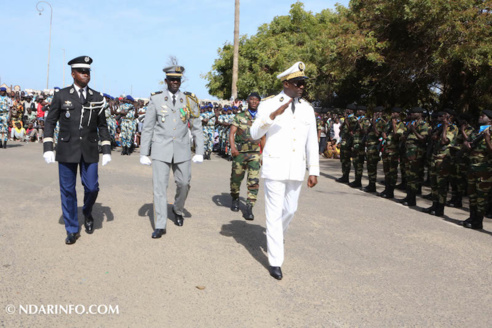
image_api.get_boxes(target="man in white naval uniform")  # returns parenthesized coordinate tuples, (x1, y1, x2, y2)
(250, 61, 319, 280)
(140, 66, 204, 238)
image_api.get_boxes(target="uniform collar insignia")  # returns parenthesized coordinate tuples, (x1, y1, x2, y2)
(88, 89, 93, 95)
(280, 97, 284, 102)
(165, 96, 168, 101)
(70, 88, 74, 94)
(180, 98, 183, 103)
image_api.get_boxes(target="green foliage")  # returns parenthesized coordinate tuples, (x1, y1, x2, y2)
(204, 1, 492, 114)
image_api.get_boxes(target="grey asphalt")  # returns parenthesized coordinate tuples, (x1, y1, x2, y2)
(1, 142, 491, 327)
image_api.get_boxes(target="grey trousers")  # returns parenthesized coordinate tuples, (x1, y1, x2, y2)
(152, 159, 191, 229)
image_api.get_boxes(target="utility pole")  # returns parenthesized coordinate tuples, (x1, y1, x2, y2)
(231, 0, 240, 100)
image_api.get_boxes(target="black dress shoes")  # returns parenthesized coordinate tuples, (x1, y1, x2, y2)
(269, 266, 283, 280)
(84, 215, 94, 234)
(65, 233, 79, 245)
(173, 208, 184, 226)
(231, 198, 240, 212)
(152, 229, 166, 238)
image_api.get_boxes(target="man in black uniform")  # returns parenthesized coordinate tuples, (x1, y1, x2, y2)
(43, 56, 112, 245)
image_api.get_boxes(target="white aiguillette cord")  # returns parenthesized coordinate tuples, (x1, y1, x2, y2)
(79, 98, 107, 129)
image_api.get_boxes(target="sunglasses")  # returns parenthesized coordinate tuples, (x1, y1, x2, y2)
(167, 78, 181, 83)
(74, 68, 91, 74)
(289, 80, 306, 88)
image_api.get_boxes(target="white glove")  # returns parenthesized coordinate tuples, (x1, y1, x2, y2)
(192, 155, 203, 164)
(43, 151, 55, 164)
(102, 154, 111, 166)
(140, 155, 152, 165)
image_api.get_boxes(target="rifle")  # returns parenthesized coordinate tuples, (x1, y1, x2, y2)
(454, 126, 490, 160)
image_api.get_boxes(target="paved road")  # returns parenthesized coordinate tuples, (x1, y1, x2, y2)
(1, 142, 491, 327)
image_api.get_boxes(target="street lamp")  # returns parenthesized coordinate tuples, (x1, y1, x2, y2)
(36, 1, 53, 90)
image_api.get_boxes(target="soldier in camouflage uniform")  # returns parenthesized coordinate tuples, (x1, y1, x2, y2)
(349, 105, 370, 188)
(204, 104, 216, 159)
(422, 109, 458, 216)
(229, 93, 265, 220)
(379, 107, 405, 199)
(120, 96, 137, 155)
(363, 106, 387, 192)
(399, 107, 429, 206)
(461, 110, 492, 230)
(218, 107, 227, 155)
(336, 103, 357, 183)
(447, 113, 474, 208)
(0, 87, 12, 148)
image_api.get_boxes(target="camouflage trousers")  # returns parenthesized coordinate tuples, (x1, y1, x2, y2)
(399, 146, 407, 183)
(430, 154, 453, 204)
(107, 118, 117, 142)
(366, 144, 380, 183)
(450, 157, 469, 197)
(230, 152, 261, 205)
(339, 144, 352, 176)
(0, 114, 8, 141)
(404, 145, 425, 193)
(203, 127, 214, 152)
(382, 150, 399, 188)
(120, 120, 135, 148)
(352, 144, 365, 180)
(468, 165, 492, 214)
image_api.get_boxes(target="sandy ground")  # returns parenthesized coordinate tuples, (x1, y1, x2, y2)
(1, 142, 491, 328)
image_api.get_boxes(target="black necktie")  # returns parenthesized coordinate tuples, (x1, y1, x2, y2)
(172, 95, 176, 106)
(79, 89, 85, 104)
(291, 99, 296, 114)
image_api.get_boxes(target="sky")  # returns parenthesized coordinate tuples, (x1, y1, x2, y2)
(1, 0, 349, 100)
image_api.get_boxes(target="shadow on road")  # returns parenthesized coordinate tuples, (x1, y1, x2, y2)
(220, 220, 269, 270)
(58, 202, 114, 231)
(212, 193, 245, 209)
(138, 203, 191, 230)
(4, 143, 24, 149)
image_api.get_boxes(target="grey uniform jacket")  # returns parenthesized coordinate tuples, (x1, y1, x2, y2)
(140, 90, 204, 163)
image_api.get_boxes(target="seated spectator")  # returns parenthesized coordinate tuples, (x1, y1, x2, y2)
(10, 121, 26, 141)
(25, 123, 40, 142)
(324, 139, 340, 159)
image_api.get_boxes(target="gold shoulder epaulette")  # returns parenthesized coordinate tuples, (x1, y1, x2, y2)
(261, 95, 275, 102)
(184, 91, 200, 117)
(151, 91, 163, 96)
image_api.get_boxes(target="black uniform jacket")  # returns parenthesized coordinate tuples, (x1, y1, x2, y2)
(43, 85, 111, 163)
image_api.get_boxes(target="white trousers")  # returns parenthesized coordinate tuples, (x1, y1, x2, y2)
(264, 179, 303, 267)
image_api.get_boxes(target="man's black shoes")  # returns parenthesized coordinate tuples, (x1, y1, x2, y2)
(65, 233, 79, 245)
(269, 266, 283, 280)
(84, 215, 94, 234)
(244, 204, 254, 221)
(173, 208, 184, 226)
(152, 229, 166, 239)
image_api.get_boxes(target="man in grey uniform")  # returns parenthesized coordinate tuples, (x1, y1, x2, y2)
(140, 66, 204, 238)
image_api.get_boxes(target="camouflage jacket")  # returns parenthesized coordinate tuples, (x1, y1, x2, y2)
(405, 120, 429, 146)
(353, 116, 370, 146)
(383, 120, 405, 151)
(366, 118, 387, 146)
(232, 110, 260, 153)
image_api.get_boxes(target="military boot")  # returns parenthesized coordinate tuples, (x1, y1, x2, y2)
(422, 192, 433, 200)
(463, 211, 483, 230)
(336, 174, 349, 184)
(430, 203, 445, 217)
(231, 198, 240, 212)
(379, 187, 394, 199)
(2, 141, 6, 149)
(485, 203, 492, 219)
(349, 178, 362, 188)
(422, 202, 438, 214)
(395, 181, 406, 190)
(401, 190, 416, 206)
(121, 147, 127, 155)
(446, 194, 463, 208)
(244, 204, 254, 221)
(363, 182, 376, 193)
